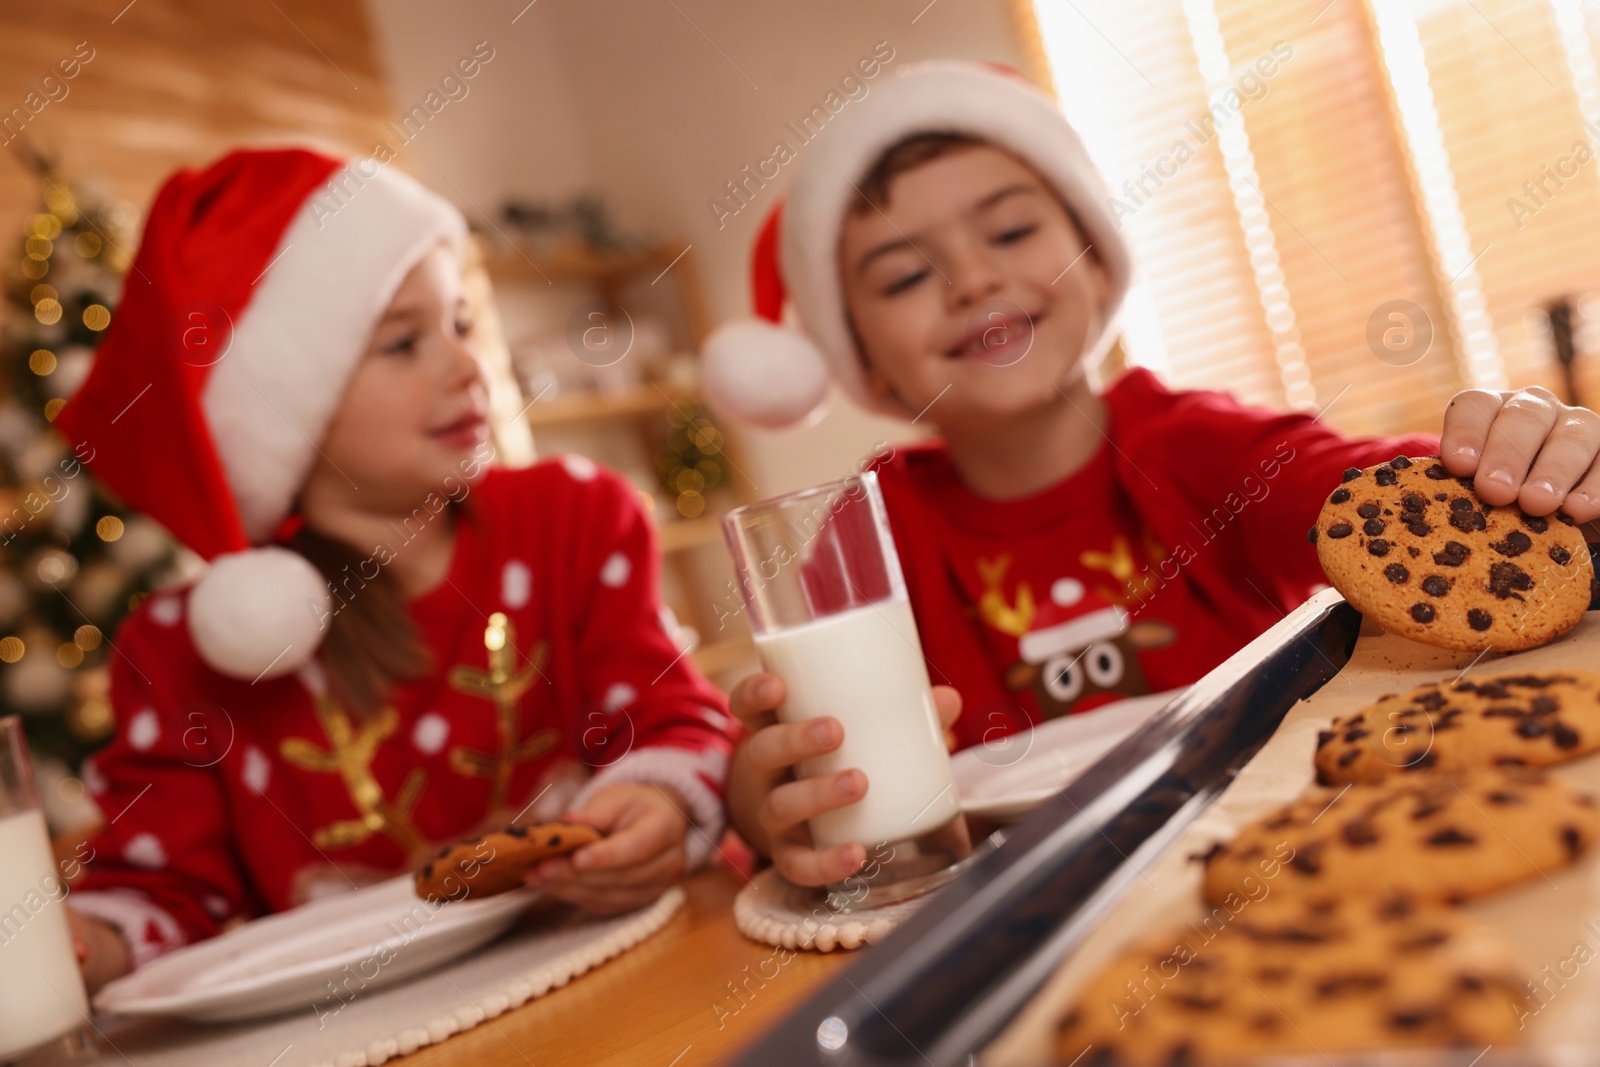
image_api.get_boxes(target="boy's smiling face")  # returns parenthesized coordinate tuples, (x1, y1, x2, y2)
(838, 143, 1110, 425)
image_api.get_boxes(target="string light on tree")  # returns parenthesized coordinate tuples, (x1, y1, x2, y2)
(0, 139, 178, 768)
(656, 397, 726, 519)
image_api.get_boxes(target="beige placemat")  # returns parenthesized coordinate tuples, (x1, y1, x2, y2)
(734, 867, 931, 952)
(91, 886, 684, 1067)
(983, 615, 1600, 1066)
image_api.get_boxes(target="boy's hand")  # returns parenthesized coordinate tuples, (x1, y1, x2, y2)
(724, 671, 962, 888)
(1442, 386, 1600, 523)
(524, 782, 689, 916)
(67, 906, 130, 995)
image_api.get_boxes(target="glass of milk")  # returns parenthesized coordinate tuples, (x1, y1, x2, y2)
(0, 717, 92, 1062)
(724, 472, 973, 910)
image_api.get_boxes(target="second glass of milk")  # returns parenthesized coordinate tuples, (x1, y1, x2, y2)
(0, 716, 92, 1062)
(724, 472, 974, 910)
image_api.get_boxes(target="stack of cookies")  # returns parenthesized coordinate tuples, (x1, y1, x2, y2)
(1056, 460, 1600, 1066)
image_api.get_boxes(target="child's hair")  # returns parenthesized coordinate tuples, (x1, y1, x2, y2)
(851, 132, 981, 213)
(849, 131, 1096, 262)
(287, 526, 433, 715)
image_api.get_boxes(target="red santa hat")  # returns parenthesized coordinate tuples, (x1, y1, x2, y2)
(1017, 576, 1128, 664)
(701, 61, 1134, 430)
(55, 148, 466, 681)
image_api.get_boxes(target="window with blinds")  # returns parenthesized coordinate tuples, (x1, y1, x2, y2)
(1026, 0, 1600, 437)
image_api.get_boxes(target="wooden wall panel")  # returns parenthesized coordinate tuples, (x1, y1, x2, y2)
(0, 0, 394, 228)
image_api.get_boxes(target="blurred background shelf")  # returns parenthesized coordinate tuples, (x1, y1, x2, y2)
(656, 514, 725, 555)
(521, 384, 673, 427)
(467, 236, 761, 691)
(691, 636, 757, 679)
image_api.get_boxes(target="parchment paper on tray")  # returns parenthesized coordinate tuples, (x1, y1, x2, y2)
(983, 615, 1600, 1067)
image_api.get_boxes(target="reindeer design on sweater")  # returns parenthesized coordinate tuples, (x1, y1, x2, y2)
(977, 545, 1176, 720)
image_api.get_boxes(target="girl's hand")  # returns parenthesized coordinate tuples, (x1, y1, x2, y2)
(724, 671, 961, 888)
(67, 906, 130, 995)
(1441, 386, 1600, 522)
(524, 782, 689, 916)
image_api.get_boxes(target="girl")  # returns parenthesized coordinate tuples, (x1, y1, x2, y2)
(703, 62, 1600, 888)
(57, 148, 734, 992)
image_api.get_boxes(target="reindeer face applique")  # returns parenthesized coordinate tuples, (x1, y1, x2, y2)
(975, 550, 1176, 720)
(1004, 604, 1175, 719)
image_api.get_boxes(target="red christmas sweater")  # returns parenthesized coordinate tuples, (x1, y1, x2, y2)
(873, 369, 1438, 748)
(66, 457, 736, 969)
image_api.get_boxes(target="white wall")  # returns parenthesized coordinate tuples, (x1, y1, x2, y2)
(363, 0, 1028, 495)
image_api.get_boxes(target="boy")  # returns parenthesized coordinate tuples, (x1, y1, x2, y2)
(704, 62, 1600, 888)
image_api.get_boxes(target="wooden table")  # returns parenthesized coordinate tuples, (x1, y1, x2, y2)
(401, 866, 857, 1067)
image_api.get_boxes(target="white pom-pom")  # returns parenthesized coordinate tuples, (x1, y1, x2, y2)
(187, 546, 331, 681)
(701, 319, 830, 430)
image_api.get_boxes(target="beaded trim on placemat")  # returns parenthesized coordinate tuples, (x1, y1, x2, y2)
(733, 867, 931, 952)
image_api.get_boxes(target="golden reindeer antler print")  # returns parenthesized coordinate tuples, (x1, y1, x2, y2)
(447, 612, 559, 810)
(279, 700, 428, 857)
(976, 554, 1037, 638)
(1080, 533, 1167, 606)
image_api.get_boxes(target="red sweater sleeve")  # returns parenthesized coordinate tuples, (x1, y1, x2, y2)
(560, 466, 737, 864)
(1110, 370, 1439, 611)
(66, 603, 255, 967)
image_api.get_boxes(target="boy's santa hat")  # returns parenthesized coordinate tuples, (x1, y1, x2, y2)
(56, 148, 466, 681)
(1017, 577, 1126, 664)
(702, 61, 1134, 430)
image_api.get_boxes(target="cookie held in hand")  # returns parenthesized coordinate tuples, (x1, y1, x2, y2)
(1202, 768, 1598, 907)
(1309, 457, 1592, 651)
(414, 822, 603, 904)
(1054, 894, 1525, 1067)
(1314, 669, 1600, 784)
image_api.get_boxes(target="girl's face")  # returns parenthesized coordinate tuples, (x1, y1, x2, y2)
(306, 243, 490, 513)
(838, 144, 1110, 425)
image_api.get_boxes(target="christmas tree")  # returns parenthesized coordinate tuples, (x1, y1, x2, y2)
(0, 140, 180, 771)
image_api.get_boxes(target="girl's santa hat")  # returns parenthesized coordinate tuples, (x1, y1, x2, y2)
(702, 61, 1134, 430)
(55, 148, 466, 681)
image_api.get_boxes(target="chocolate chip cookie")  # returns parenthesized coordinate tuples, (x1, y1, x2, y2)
(1315, 669, 1600, 784)
(1202, 769, 1597, 907)
(414, 822, 603, 904)
(1309, 457, 1592, 651)
(1054, 893, 1524, 1066)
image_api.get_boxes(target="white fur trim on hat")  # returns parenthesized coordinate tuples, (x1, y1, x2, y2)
(702, 319, 831, 430)
(779, 61, 1133, 424)
(187, 546, 332, 680)
(1018, 605, 1127, 664)
(201, 161, 467, 542)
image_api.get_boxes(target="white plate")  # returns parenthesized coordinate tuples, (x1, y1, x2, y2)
(93, 876, 542, 1022)
(953, 690, 1184, 821)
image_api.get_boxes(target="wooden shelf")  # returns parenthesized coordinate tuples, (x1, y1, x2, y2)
(522, 387, 670, 427)
(691, 636, 757, 678)
(483, 242, 684, 286)
(656, 515, 723, 554)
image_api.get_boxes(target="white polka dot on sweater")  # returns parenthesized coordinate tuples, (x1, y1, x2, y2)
(599, 551, 631, 588)
(124, 833, 167, 869)
(128, 709, 160, 752)
(501, 560, 531, 609)
(412, 713, 450, 755)
(203, 895, 230, 919)
(603, 683, 636, 714)
(561, 454, 597, 481)
(699, 707, 732, 729)
(148, 596, 182, 627)
(242, 746, 271, 794)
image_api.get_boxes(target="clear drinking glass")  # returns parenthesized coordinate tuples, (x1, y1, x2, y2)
(0, 717, 92, 1063)
(723, 472, 974, 910)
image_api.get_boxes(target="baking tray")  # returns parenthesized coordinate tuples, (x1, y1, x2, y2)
(729, 586, 1365, 1067)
